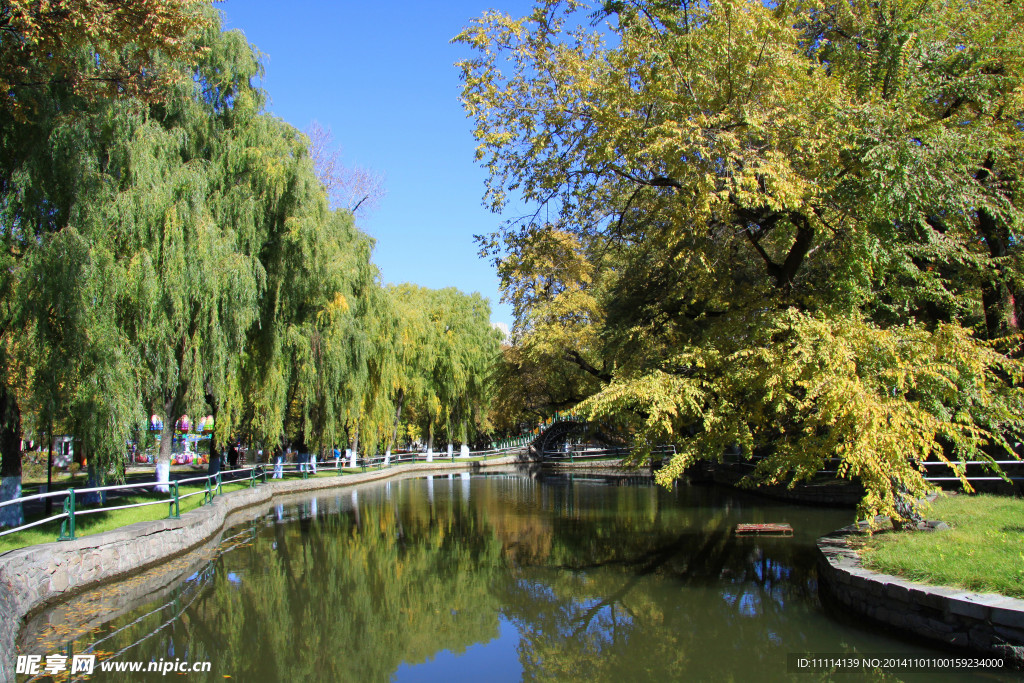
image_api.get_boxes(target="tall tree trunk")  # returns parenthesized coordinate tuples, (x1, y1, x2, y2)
(82, 443, 106, 505)
(982, 283, 1016, 340)
(1016, 291, 1024, 344)
(45, 422, 54, 516)
(0, 383, 23, 528)
(975, 164, 1021, 341)
(426, 421, 434, 462)
(156, 395, 181, 492)
(978, 207, 1017, 339)
(206, 391, 219, 476)
(391, 389, 405, 449)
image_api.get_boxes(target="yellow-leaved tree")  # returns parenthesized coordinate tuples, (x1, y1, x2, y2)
(456, 0, 1024, 524)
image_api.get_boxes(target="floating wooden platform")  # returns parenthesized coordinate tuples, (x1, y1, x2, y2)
(735, 523, 793, 536)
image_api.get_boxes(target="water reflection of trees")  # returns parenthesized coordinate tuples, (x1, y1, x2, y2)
(497, 486, 829, 682)
(75, 485, 506, 682)
(46, 476, 857, 682)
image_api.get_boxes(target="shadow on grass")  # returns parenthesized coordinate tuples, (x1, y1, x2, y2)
(0, 482, 252, 553)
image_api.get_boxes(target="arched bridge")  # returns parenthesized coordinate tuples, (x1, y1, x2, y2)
(530, 416, 676, 463)
(535, 419, 587, 454)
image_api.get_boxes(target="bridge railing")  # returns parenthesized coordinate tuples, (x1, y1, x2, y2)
(917, 459, 1024, 483)
(725, 453, 1023, 484)
(543, 445, 677, 463)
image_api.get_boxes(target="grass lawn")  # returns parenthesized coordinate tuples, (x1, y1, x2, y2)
(0, 481, 251, 554)
(858, 493, 1024, 599)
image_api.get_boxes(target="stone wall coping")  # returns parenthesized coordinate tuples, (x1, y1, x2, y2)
(817, 523, 1024, 667)
(0, 455, 525, 683)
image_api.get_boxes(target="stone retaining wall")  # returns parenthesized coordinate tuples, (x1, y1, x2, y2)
(817, 525, 1024, 668)
(544, 459, 626, 469)
(0, 456, 524, 683)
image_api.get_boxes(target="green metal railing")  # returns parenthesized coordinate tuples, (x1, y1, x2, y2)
(0, 444, 530, 545)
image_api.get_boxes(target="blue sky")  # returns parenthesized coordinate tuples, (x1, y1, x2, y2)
(220, 0, 539, 331)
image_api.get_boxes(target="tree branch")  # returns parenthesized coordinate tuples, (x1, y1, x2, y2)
(564, 349, 612, 383)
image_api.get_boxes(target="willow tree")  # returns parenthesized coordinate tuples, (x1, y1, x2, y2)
(429, 288, 503, 445)
(0, 71, 151, 517)
(0, 0, 215, 518)
(387, 285, 501, 451)
(236, 117, 391, 458)
(387, 285, 442, 450)
(456, 0, 1024, 522)
(10, 17, 288, 488)
(344, 282, 400, 459)
(0, 0, 396, 507)
(258, 206, 390, 457)
(47, 21, 270, 487)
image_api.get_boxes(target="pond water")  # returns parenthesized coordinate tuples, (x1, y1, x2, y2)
(18, 471, 1021, 681)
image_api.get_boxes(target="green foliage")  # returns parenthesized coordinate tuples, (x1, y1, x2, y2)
(0, 0, 214, 122)
(18, 22, 271, 470)
(0, 7, 502, 485)
(456, 0, 1024, 522)
(581, 311, 1024, 520)
(388, 285, 502, 446)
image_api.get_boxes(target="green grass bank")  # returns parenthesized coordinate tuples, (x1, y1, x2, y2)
(0, 481, 252, 554)
(859, 494, 1024, 599)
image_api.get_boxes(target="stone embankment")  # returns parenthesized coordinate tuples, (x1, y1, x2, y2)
(817, 524, 1024, 668)
(0, 455, 525, 683)
(543, 459, 627, 469)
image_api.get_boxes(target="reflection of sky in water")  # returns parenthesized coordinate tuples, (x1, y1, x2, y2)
(514, 578, 558, 603)
(738, 592, 761, 617)
(393, 617, 521, 683)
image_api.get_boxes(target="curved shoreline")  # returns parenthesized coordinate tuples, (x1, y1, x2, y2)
(0, 456, 526, 683)
(816, 524, 1024, 668)
(7, 459, 1020, 678)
